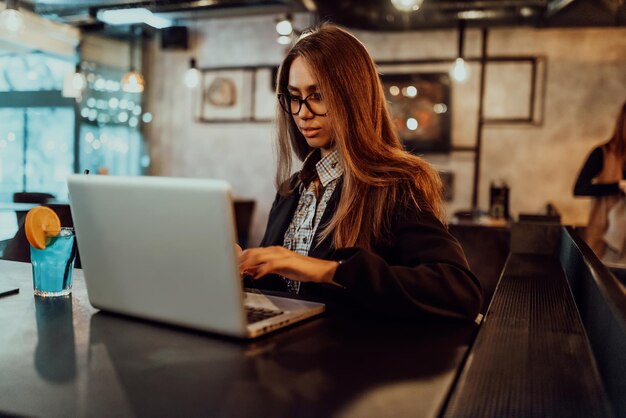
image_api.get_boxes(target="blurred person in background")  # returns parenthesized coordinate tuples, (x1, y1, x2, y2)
(574, 100, 626, 264)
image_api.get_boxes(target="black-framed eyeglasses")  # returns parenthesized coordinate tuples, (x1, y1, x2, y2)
(277, 92, 327, 116)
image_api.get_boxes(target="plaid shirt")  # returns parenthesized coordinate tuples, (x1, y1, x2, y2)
(283, 149, 343, 293)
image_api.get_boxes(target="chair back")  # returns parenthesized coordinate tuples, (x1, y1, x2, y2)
(233, 200, 255, 248)
(13, 192, 55, 204)
(13, 192, 55, 225)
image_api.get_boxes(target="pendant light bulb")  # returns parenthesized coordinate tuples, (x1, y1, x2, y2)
(183, 58, 200, 89)
(275, 18, 293, 36)
(121, 71, 145, 93)
(71, 65, 86, 91)
(0, 0, 25, 35)
(391, 0, 424, 12)
(450, 57, 470, 82)
(121, 26, 144, 93)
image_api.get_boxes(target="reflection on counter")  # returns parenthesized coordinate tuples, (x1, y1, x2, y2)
(34, 296, 77, 382)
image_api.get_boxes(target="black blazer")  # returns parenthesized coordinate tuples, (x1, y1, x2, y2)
(249, 176, 483, 321)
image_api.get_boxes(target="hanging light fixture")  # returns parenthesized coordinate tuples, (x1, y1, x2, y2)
(275, 14, 293, 36)
(449, 20, 471, 83)
(0, 0, 25, 35)
(183, 22, 200, 89)
(62, 63, 86, 98)
(275, 13, 298, 45)
(71, 64, 86, 91)
(450, 57, 470, 82)
(97, 8, 172, 29)
(121, 70, 144, 93)
(390, 0, 425, 12)
(183, 58, 200, 89)
(122, 26, 145, 93)
(63, 42, 87, 99)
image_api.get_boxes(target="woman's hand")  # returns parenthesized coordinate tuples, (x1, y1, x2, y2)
(239, 246, 339, 284)
(619, 179, 626, 193)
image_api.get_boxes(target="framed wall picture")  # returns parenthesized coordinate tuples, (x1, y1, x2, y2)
(380, 72, 451, 153)
(253, 67, 278, 121)
(199, 69, 253, 122)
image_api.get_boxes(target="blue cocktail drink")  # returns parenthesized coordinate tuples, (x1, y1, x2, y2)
(31, 228, 76, 297)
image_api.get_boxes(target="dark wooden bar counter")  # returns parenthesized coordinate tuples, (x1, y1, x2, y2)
(0, 260, 477, 418)
(2, 223, 625, 417)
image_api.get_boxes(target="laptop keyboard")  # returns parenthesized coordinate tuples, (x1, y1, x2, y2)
(246, 306, 283, 323)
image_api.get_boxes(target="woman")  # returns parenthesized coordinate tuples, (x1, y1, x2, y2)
(574, 101, 626, 260)
(239, 25, 482, 320)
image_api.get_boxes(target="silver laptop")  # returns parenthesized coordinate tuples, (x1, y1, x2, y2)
(67, 174, 324, 338)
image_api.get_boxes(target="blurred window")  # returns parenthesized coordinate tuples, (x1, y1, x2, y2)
(0, 54, 149, 207)
(77, 63, 148, 177)
(0, 52, 68, 92)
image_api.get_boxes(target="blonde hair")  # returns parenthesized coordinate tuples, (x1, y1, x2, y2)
(275, 24, 443, 250)
(606, 100, 626, 159)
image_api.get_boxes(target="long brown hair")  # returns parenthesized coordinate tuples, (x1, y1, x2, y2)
(605, 100, 626, 159)
(275, 24, 443, 250)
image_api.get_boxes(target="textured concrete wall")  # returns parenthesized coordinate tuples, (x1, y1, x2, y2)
(481, 28, 626, 224)
(144, 15, 626, 246)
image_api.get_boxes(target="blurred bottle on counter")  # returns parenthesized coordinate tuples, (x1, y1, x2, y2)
(489, 181, 510, 219)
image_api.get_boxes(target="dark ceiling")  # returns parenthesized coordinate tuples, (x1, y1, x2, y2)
(20, 0, 626, 36)
(314, 0, 626, 30)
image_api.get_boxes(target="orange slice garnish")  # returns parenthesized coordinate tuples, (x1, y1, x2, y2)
(25, 206, 61, 250)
